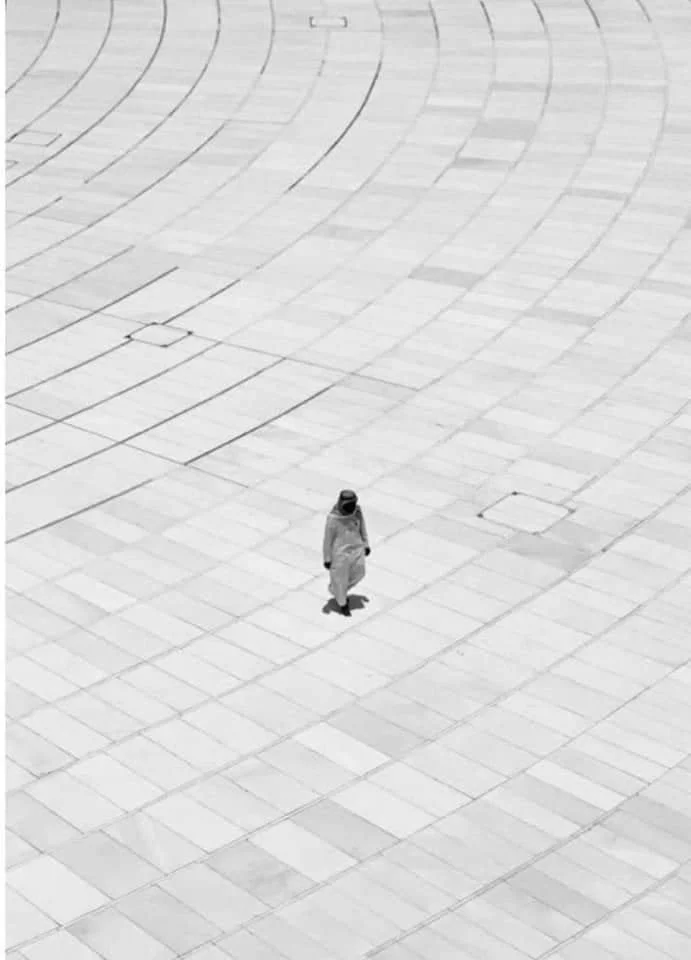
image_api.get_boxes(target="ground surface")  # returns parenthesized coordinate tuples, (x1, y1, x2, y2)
(5, 0, 691, 957)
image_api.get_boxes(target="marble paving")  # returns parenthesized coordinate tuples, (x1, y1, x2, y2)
(5, 0, 691, 956)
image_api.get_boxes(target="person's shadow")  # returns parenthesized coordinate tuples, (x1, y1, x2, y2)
(322, 595, 369, 615)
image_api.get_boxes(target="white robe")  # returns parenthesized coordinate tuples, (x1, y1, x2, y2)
(323, 506, 369, 606)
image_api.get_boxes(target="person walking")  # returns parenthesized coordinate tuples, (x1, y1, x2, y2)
(323, 489, 370, 616)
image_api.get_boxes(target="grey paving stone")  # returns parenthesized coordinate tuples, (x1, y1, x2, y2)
(208, 839, 314, 907)
(117, 886, 221, 954)
(292, 798, 396, 860)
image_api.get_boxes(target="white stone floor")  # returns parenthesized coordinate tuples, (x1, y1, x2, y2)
(5, 0, 691, 956)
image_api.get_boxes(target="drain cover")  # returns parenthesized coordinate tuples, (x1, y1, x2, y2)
(127, 323, 190, 347)
(479, 492, 570, 533)
(11, 130, 60, 147)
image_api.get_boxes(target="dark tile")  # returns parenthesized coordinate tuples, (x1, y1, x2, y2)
(475, 118, 535, 140)
(6, 792, 80, 850)
(453, 157, 512, 170)
(567, 187, 627, 201)
(208, 840, 313, 907)
(293, 799, 396, 859)
(6, 724, 73, 777)
(54, 832, 160, 898)
(411, 266, 483, 289)
(506, 533, 593, 572)
(118, 885, 221, 953)
(331, 704, 423, 757)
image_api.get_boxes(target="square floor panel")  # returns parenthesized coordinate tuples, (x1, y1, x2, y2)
(11, 130, 61, 147)
(479, 492, 570, 533)
(126, 324, 191, 347)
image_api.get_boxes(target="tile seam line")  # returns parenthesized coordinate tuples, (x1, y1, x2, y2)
(11, 593, 691, 957)
(5, 343, 371, 446)
(126, 375, 337, 468)
(8, 370, 690, 678)
(82, 0, 219, 185)
(11, 0, 450, 356)
(5, 0, 323, 356)
(160, 0, 555, 341)
(536, 865, 690, 958)
(304, 0, 674, 443)
(158, 0, 491, 330)
(119, 0, 446, 333)
(5, 0, 651, 410)
(130, 0, 378, 285)
(370, 0, 682, 524)
(4, 356, 287, 497)
(5, 257, 175, 354)
(6, 0, 172, 189)
(7, 295, 688, 613)
(10, 0, 117, 140)
(8, 491, 689, 869)
(47, 0, 559, 526)
(8, 0, 680, 792)
(145, 11, 633, 459)
(5, 0, 312, 270)
(491, 0, 677, 510)
(284, 3, 388, 193)
(6, 7, 691, 960)
(9, 518, 688, 826)
(6, 339, 278, 427)
(7, 0, 444, 437)
(83, 0, 277, 188)
(7, 195, 64, 229)
(6, 343, 129, 402)
(5, 246, 138, 325)
(2, 0, 684, 836)
(275, 0, 596, 411)
(356, 707, 691, 955)
(163, 0, 601, 412)
(5, 0, 61, 93)
(565, 399, 691, 508)
(367, 856, 690, 960)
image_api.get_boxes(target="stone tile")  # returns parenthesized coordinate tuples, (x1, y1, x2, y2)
(69, 910, 175, 960)
(26, 772, 123, 832)
(20, 930, 105, 960)
(8, 856, 108, 925)
(104, 812, 203, 873)
(117, 886, 221, 954)
(252, 820, 355, 882)
(187, 773, 281, 831)
(292, 797, 396, 860)
(146, 794, 242, 853)
(208, 839, 314, 907)
(54, 832, 161, 898)
(6, 723, 73, 777)
(334, 780, 435, 839)
(110, 736, 199, 791)
(5, 888, 56, 950)
(161, 863, 265, 931)
(295, 723, 388, 774)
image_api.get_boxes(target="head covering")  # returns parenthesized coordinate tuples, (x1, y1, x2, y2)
(333, 489, 358, 516)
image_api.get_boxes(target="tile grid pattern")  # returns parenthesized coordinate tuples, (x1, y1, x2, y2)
(6, 0, 691, 957)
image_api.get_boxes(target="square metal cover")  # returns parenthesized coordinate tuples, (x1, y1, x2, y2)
(126, 323, 190, 347)
(479, 492, 570, 533)
(11, 130, 60, 147)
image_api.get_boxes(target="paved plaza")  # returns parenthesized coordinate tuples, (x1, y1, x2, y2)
(5, 0, 691, 956)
